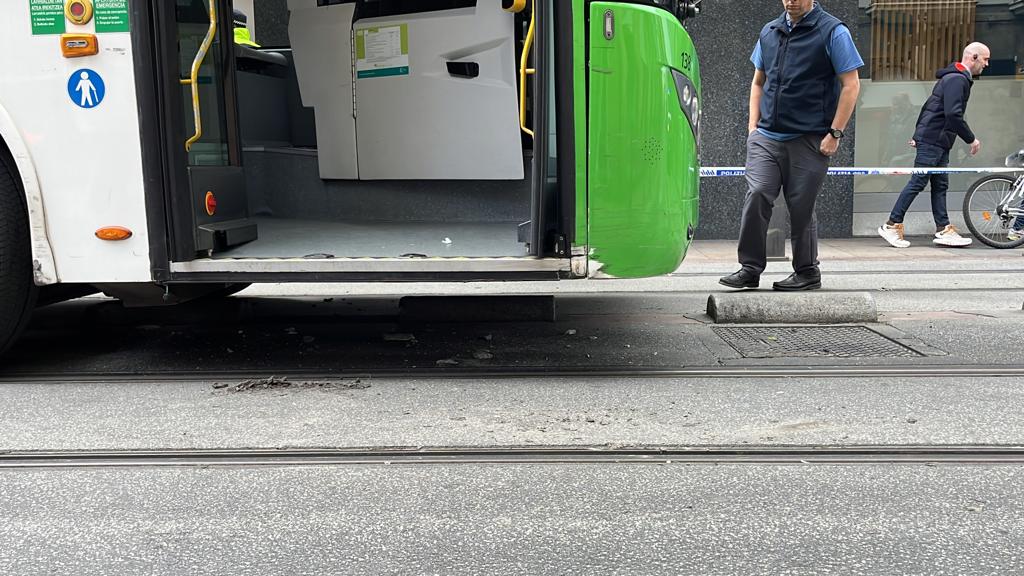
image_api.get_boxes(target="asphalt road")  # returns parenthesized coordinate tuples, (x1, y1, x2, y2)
(2, 269, 1023, 575)
(1, 464, 1021, 575)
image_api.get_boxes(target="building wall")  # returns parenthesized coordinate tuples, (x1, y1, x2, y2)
(686, 0, 860, 240)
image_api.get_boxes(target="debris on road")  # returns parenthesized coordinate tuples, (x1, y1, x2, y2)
(227, 376, 370, 392)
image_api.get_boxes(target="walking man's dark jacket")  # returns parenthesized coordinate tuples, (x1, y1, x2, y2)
(912, 63, 975, 150)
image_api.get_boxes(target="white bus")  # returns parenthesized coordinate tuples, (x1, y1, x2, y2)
(0, 0, 702, 354)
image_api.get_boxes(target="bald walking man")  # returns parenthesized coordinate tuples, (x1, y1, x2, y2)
(878, 42, 991, 248)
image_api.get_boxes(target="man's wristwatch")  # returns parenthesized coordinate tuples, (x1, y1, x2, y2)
(829, 128, 845, 139)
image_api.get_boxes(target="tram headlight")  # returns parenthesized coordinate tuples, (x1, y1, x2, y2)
(671, 69, 701, 148)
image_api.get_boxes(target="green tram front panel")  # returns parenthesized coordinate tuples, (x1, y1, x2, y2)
(586, 2, 701, 279)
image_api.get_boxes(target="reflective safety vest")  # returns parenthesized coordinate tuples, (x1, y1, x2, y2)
(234, 27, 260, 48)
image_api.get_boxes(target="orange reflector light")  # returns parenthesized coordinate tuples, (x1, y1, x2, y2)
(982, 211, 992, 221)
(65, 0, 94, 25)
(95, 226, 133, 241)
(205, 191, 217, 216)
(61, 34, 99, 58)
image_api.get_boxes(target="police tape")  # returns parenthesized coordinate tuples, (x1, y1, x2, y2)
(699, 166, 1022, 177)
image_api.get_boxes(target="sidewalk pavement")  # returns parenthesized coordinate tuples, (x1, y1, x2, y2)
(681, 236, 1024, 274)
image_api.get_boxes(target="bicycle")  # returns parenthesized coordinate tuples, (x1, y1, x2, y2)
(962, 150, 1024, 248)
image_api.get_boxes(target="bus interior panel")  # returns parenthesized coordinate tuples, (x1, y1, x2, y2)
(218, 0, 539, 260)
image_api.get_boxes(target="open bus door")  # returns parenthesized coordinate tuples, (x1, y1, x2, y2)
(153, 0, 256, 262)
(142, 0, 565, 272)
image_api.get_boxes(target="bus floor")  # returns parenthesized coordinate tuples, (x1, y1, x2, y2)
(211, 216, 530, 259)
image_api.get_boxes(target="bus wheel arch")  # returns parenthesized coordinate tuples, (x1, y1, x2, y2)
(0, 137, 38, 356)
(0, 105, 58, 286)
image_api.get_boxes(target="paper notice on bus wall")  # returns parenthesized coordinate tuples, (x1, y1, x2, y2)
(30, 0, 65, 35)
(356, 24, 409, 79)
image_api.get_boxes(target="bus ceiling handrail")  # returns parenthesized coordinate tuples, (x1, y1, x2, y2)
(503, 0, 527, 12)
(518, 0, 536, 138)
(181, 0, 219, 152)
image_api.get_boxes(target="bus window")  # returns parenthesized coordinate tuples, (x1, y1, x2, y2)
(177, 0, 232, 167)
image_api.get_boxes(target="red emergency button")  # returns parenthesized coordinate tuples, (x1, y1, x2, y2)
(205, 191, 217, 216)
(65, 0, 94, 26)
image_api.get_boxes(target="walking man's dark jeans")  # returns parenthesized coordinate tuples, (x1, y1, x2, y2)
(888, 142, 951, 227)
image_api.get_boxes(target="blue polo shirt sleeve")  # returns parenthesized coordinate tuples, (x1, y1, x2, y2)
(829, 25, 864, 74)
(751, 25, 863, 73)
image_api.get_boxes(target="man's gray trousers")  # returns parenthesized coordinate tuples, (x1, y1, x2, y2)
(737, 131, 831, 275)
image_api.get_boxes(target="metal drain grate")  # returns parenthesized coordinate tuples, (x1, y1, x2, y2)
(714, 326, 922, 359)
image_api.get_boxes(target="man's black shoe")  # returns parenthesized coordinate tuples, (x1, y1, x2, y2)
(773, 271, 822, 291)
(719, 269, 760, 289)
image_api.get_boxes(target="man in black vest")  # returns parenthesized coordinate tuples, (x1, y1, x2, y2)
(720, 0, 863, 291)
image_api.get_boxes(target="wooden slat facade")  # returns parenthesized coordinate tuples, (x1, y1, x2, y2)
(870, 0, 977, 81)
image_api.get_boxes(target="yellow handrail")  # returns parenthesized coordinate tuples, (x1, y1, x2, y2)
(518, 0, 535, 138)
(181, 0, 218, 152)
(503, 0, 527, 13)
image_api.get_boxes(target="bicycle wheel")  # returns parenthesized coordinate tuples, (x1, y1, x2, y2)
(962, 174, 1024, 249)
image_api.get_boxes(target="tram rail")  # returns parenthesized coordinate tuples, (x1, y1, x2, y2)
(2, 445, 1023, 469)
(2, 364, 1024, 384)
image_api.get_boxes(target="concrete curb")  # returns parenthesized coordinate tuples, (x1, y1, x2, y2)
(707, 292, 878, 324)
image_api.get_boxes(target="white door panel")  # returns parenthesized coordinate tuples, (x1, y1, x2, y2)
(287, 0, 359, 180)
(355, 3, 523, 180)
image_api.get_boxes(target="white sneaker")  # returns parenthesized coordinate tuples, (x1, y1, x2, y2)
(1009, 227, 1024, 241)
(933, 224, 972, 247)
(878, 223, 910, 248)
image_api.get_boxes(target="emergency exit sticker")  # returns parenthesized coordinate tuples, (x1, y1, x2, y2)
(95, 0, 130, 33)
(356, 24, 409, 79)
(30, 0, 65, 35)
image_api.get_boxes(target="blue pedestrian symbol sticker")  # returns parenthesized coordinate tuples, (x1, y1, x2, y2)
(68, 69, 105, 109)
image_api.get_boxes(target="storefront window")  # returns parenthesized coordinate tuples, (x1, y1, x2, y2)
(852, 0, 1024, 235)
